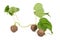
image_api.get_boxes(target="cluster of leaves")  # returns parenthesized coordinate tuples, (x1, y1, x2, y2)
(34, 3, 53, 33)
(5, 5, 19, 16)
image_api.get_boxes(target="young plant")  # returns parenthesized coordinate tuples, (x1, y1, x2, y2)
(33, 3, 53, 37)
(5, 5, 19, 33)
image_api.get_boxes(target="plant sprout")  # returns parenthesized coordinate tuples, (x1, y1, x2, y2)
(5, 5, 20, 32)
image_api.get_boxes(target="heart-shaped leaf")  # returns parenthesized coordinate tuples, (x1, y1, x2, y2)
(8, 7, 19, 16)
(37, 18, 53, 33)
(34, 3, 49, 18)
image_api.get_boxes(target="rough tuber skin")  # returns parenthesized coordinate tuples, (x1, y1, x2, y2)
(37, 29, 45, 37)
(31, 24, 37, 31)
(10, 25, 18, 33)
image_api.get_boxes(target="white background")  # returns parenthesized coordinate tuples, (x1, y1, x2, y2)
(0, 0, 60, 40)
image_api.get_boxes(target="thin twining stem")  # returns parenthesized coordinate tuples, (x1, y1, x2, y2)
(15, 22, 35, 28)
(13, 14, 37, 28)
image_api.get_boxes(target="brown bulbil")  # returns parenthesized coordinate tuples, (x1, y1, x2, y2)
(31, 24, 37, 31)
(10, 25, 18, 32)
(37, 29, 45, 37)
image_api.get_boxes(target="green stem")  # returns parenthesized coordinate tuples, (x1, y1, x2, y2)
(45, 12, 51, 17)
(16, 22, 33, 28)
(13, 14, 37, 28)
(14, 14, 20, 23)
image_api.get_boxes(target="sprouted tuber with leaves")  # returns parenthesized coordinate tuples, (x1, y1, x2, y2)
(32, 3, 53, 37)
(5, 5, 19, 32)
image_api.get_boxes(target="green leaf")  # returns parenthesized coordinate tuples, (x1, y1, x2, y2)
(37, 18, 53, 33)
(34, 3, 49, 18)
(5, 5, 9, 12)
(8, 7, 19, 16)
(4, 5, 19, 16)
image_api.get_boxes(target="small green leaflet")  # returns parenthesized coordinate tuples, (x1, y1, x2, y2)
(34, 3, 49, 18)
(5, 5, 9, 12)
(5, 5, 19, 16)
(37, 18, 53, 33)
